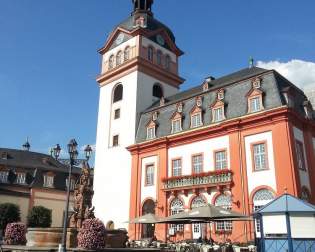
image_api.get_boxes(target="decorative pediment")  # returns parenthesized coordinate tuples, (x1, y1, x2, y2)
(217, 89, 225, 100)
(246, 88, 263, 97)
(98, 29, 132, 54)
(252, 77, 262, 89)
(196, 96, 202, 107)
(146, 119, 156, 128)
(152, 111, 158, 121)
(170, 111, 182, 120)
(190, 104, 202, 115)
(210, 99, 225, 109)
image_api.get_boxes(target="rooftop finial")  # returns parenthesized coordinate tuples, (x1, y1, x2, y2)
(132, 0, 154, 16)
(249, 56, 255, 68)
(22, 137, 31, 151)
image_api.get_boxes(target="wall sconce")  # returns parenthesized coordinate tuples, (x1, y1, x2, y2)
(154, 200, 164, 212)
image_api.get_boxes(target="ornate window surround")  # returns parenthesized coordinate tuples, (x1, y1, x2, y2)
(247, 78, 264, 113)
(190, 97, 203, 128)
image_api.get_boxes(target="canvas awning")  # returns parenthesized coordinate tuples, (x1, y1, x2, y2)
(127, 213, 161, 224)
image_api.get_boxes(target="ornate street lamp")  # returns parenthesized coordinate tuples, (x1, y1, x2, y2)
(84, 145, 93, 161)
(60, 139, 78, 252)
(53, 144, 61, 160)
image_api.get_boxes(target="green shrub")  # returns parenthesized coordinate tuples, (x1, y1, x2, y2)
(27, 206, 52, 228)
(0, 203, 21, 232)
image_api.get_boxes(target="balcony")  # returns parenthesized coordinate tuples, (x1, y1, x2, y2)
(162, 170, 233, 191)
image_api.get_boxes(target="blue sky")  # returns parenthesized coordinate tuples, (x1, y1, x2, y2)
(0, 0, 314, 161)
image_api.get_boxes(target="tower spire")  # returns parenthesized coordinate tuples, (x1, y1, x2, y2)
(132, 0, 154, 16)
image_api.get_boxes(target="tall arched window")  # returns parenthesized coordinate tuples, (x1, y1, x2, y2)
(148, 46, 153, 62)
(170, 198, 184, 232)
(157, 50, 162, 65)
(152, 84, 163, 98)
(253, 189, 274, 232)
(113, 84, 123, 103)
(165, 55, 171, 70)
(215, 194, 232, 231)
(109, 55, 114, 70)
(116, 51, 122, 66)
(124, 46, 130, 61)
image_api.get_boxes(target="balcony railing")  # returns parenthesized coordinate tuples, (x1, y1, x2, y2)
(162, 170, 232, 190)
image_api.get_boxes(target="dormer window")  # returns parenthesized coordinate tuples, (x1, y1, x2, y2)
(43, 174, 54, 188)
(147, 126, 155, 140)
(108, 55, 114, 70)
(172, 119, 182, 133)
(249, 96, 262, 112)
(247, 78, 264, 113)
(213, 107, 224, 122)
(16, 173, 26, 184)
(191, 113, 202, 128)
(148, 46, 153, 62)
(0, 171, 8, 183)
(157, 50, 162, 65)
(116, 51, 122, 66)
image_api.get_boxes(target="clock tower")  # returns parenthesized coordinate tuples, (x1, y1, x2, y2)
(93, 0, 184, 229)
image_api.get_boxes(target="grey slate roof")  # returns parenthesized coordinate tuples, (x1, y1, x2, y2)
(0, 148, 82, 191)
(116, 13, 176, 42)
(135, 67, 311, 143)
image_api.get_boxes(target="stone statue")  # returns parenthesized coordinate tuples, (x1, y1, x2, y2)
(70, 161, 95, 229)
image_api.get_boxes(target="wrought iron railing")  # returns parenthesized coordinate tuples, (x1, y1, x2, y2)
(162, 170, 232, 190)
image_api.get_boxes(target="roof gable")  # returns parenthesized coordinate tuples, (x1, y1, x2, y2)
(255, 194, 315, 214)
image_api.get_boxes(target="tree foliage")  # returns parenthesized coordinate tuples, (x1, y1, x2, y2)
(27, 206, 52, 228)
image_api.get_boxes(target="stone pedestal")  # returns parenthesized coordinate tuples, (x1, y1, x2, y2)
(26, 228, 78, 248)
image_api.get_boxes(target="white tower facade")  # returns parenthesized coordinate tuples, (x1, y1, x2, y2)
(93, 0, 184, 229)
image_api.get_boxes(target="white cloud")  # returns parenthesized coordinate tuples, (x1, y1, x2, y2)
(257, 59, 315, 91)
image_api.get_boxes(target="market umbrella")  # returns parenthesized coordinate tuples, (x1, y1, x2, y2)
(127, 213, 161, 224)
(160, 204, 247, 222)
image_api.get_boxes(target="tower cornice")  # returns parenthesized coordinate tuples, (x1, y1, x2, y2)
(96, 56, 185, 88)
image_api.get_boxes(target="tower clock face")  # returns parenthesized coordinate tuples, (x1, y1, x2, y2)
(156, 34, 165, 46)
(115, 33, 125, 45)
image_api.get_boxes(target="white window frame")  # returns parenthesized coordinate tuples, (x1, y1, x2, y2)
(0, 171, 9, 183)
(253, 143, 268, 171)
(249, 96, 262, 113)
(215, 150, 227, 170)
(192, 154, 203, 174)
(171, 119, 182, 133)
(16, 173, 26, 184)
(145, 164, 155, 186)
(215, 195, 232, 232)
(43, 175, 54, 188)
(147, 126, 156, 140)
(172, 159, 182, 177)
(213, 106, 224, 122)
(191, 113, 202, 128)
(170, 198, 184, 232)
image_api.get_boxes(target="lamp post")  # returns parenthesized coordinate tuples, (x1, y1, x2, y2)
(53, 144, 61, 160)
(84, 145, 93, 161)
(60, 139, 78, 252)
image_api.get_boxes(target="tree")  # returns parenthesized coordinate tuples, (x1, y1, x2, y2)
(0, 203, 21, 233)
(27, 206, 52, 228)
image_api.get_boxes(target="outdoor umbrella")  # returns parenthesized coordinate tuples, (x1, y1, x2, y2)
(160, 204, 247, 222)
(127, 213, 161, 224)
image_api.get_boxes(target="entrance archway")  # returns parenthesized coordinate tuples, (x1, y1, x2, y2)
(142, 199, 155, 238)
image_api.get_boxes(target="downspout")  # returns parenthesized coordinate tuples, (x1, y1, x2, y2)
(238, 127, 248, 242)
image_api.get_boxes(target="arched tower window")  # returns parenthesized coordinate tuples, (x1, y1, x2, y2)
(116, 51, 122, 66)
(124, 46, 130, 61)
(157, 50, 162, 65)
(165, 55, 171, 70)
(109, 55, 114, 70)
(148, 46, 153, 62)
(153, 84, 163, 98)
(113, 84, 123, 103)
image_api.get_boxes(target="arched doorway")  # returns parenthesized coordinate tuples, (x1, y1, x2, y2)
(142, 199, 155, 238)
